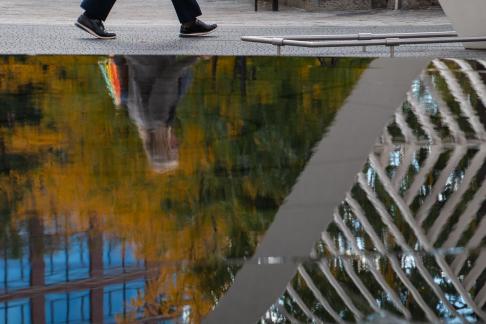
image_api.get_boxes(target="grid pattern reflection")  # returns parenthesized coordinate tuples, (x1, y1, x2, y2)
(263, 59, 486, 323)
(0, 218, 147, 324)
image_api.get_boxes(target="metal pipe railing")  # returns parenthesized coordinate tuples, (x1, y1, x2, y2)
(241, 33, 486, 57)
(243, 31, 458, 41)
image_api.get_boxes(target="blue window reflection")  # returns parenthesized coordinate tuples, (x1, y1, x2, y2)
(0, 246, 31, 292)
(44, 233, 90, 285)
(103, 238, 142, 275)
(103, 280, 145, 323)
(45, 291, 90, 324)
(0, 299, 30, 324)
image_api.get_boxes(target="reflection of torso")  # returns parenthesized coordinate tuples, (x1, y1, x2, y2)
(126, 56, 194, 130)
(124, 56, 196, 173)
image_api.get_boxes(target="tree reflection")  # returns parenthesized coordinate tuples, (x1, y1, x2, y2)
(0, 55, 369, 323)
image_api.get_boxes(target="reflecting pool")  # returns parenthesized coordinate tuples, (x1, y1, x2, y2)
(0, 56, 485, 323)
(0, 55, 369, 323)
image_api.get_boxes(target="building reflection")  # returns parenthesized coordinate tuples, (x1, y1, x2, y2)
(1, 55, 372, 323)
(1, 215, 146, 323)
(262, 59, 486, 323)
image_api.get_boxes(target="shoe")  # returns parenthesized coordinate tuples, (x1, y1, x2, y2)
(179, 19, 217, 37)
(75, 14, 116, 39)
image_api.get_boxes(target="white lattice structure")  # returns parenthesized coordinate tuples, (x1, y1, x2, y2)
(270, 59, 486, 323)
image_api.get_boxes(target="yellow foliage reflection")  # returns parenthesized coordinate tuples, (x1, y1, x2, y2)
(0, 55, 369, 322)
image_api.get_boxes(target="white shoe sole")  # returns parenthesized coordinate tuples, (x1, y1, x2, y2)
(179, 28, 217, 38)
(75, 22, 116, 40)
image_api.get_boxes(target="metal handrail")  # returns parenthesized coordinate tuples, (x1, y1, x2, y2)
(241, 32, 486, 57)
(243, 31, 458, 41)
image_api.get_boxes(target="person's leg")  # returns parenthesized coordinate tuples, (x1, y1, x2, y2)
(173, 0, 217, 37)
(81, 0, 117, 21)
(76, 0, 117, 39)
(171, 0, 202, 24)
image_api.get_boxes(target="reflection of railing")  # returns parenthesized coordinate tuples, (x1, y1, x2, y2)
(1, 279, 149, 324)
(273, 59, 486, 322)
(0, 267, 150, 302)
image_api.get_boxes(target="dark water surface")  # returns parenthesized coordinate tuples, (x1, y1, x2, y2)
(0, 56, 485, 323)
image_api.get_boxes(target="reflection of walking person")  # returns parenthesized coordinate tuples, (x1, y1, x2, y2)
(125, 56, 197, 173)
(101, 56, 196, 173)
(75, 0, 217, 39)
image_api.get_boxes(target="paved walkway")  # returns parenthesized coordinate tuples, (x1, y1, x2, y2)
(0, 0, 485, 57)
(0, 0, 448, 26)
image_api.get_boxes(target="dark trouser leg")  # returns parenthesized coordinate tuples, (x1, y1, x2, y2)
(171, 0, 202, 24)
(81, 0, 117, 21)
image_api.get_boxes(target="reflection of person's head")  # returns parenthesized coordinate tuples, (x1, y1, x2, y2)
(139, 123, 179, 174)
(118, 56, 196, 173)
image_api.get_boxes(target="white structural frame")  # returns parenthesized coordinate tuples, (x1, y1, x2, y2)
(284, 59, 486, 323)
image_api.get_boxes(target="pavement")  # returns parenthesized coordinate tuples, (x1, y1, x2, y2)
(0, 0, 486, 57)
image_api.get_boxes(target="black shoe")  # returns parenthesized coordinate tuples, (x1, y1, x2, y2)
(75, 14, 116, 39)
(179, 19, 217, 37)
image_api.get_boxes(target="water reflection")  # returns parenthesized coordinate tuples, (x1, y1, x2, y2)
(262, 59, 486, 323)
(124, 56, 196, 173)
(0, 55, 370, 323)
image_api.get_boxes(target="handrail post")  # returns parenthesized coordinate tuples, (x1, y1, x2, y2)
(272, 0, 278, 11)
(394, 0, 400, 10)
(386, 38, 400, 57)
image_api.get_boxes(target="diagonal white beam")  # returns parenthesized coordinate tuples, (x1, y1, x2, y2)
(463, 249, 486, 291)
(395, 109, 417, 143)
(391, 145, 417, 191)
(477, 60, 486, 70)
(297, 265, 345, 324)
(356, 174, 464, 320)
(403, 146, 441, 205)
(414, 146, 467, 226)
(379, 143, 394, 172)
(422, 73, 467, 144)
(475, 282, 486, 308)
(369, 154, 486, 321)
(407, 91, 441, 143)
(347, 189, 409, 253)
(322, 227, 411, 319)
(343, 197, 412, 320)
(428, 148, 486, 245)
(318, 256, 363, 321)
(382, 127, 394, 145)
(333, 209, 436, 322)
(451, 216, 486, 275)
(320, 231, 383, 316)
(286, 284, 323, 323)
(432, 59, 486, 139)
(448, 59, 486, 108)
(441, 179, 486, 250)
(276, 303, 301, 324)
